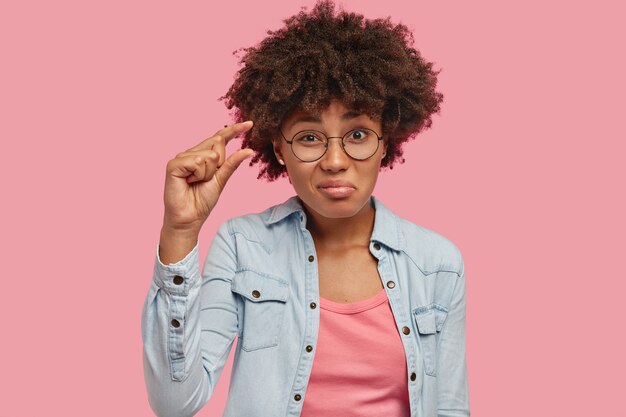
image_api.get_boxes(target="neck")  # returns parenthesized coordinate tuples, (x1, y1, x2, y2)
(300, 197, 376, 249)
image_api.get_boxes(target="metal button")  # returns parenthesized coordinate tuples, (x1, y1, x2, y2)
(294, 394, 302, 401)
(173, 275, 184, 285)
(402, 326, 410, 335)
(410, 372, 416, 381)
(373, 243, 381, 250)
(308, 255, 315, 262)
(306, 345, 313, 352)
(386, 280, 395, 289)
(171, 319, 181, 328)
(252, 290, 261, 298)
(310, 302, 317, 309)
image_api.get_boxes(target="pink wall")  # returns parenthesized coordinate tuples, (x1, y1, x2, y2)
(1, 0, 624, 415)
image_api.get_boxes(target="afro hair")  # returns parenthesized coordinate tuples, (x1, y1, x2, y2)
(220, 0, 444, 181)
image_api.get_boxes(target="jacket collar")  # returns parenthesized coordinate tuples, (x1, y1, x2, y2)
(265, 194, 405, 252)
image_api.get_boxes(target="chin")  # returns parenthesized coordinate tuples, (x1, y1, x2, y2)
(304, 193, 370, 219)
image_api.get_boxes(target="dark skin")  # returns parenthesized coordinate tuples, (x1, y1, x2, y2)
(307, 203, 384, 303)
(273, 100, 388, 304)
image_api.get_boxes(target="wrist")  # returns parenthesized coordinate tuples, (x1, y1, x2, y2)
(161, 219, 203, 239)
(158, 227, 199, 265)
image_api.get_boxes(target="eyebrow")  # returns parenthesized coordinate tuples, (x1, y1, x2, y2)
(290, 110, 364, 126)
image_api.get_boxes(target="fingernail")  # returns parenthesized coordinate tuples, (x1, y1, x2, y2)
(242, 120, 253, 126)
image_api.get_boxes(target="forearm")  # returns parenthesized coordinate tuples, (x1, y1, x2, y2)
(142, 243, 209, 417)
(158, 225, 200, 265)
(142, 221, 240, 417)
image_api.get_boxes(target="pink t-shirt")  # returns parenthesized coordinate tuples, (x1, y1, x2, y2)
(300, 288, 410, 417)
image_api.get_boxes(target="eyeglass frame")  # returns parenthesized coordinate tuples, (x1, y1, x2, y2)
(278, 127, 385, 162)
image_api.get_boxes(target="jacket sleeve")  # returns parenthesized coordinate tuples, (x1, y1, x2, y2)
(437, 262, 470, 417)
(141, 221, 239, 417)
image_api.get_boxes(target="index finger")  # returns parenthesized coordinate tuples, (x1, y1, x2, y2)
(188, 120, 253, 152)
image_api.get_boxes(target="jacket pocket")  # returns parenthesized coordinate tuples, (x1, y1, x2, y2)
(231, 270, 290, 352)
(413, 304, 448, 376)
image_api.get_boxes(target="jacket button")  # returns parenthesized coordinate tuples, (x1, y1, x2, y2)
(251, 290, 261, 298)
(306, 345, 313, 352)
(171, 319, 181, 328)
(173, 275, 184, 285)
(310, 302, 317, 309)
(294, 394, 302, 401)
(386, 280, 395, 289)
(410, 372, 416, 381)
(373, 243, 381, 250)
(308, 255, 315, 262)
(402, 326, 410, 335)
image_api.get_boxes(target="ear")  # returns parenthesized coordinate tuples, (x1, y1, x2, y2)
(273, 139, 285, 165)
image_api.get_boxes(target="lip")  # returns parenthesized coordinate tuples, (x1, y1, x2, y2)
(317, 180, 356, 198)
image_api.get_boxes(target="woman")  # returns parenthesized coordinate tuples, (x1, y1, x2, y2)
(142, 1, 469, 416)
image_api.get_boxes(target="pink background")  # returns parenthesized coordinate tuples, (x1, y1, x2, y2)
(1, 0, 624, 415)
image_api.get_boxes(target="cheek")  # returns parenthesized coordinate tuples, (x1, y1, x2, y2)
(361, 163, 382, 185)
(285, 165, 315, 190)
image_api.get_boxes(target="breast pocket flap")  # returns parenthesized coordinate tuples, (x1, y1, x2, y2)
(231, 270, 289, 303)
(414, 309, 437, 334)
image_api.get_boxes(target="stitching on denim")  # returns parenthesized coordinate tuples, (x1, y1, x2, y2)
(400, 249, 463, 278)
(200, 276, 233, 287)
(230, 230, 272, 254)
(167, 295, 188, 381)
(400, 249, 427, 275)
(241, 339, 279, 352)
(234, 268, 288, 286)
(199, 302, 238, 313)
(413, 303, 449, 315)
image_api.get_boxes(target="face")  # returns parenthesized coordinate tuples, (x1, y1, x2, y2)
(274, 100, 387, 220)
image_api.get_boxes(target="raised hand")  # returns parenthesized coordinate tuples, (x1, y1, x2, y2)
(158, 121, 254, 263)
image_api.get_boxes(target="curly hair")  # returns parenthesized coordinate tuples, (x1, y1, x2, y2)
(220, 0, 444, 181)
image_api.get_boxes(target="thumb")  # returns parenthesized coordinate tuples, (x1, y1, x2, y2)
(214, 148, 254, 189)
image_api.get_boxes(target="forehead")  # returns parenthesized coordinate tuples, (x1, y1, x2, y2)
(282, 101, 376, 128)
(286, 109, 363, 124)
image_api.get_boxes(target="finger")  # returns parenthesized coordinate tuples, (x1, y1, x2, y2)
(167, 155, 206, 178)
(187, 154, 220, 184)
(212, 133, 226, 168)
(167, 154, 209, 184)
(212, 148, 255, 191)
(187, 120, 253, 153)
(175, 147, 222, 169)
(173, 149, 220, 164)
(213, 120, 254, 146)
(202, 152, 220, 181)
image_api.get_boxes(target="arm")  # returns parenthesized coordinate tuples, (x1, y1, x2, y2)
(141, 221, 239, 417)
(437, 265, 470, 417)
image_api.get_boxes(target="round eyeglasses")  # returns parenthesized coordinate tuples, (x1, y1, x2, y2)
(280, 128, 384, 162)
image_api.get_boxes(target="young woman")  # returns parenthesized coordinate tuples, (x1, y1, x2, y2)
(142, 1, 469, 416)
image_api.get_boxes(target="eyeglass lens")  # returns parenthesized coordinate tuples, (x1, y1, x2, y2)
(290, 128, 380, 161)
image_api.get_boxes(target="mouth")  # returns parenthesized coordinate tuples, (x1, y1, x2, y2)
(317, 182, 357, 199)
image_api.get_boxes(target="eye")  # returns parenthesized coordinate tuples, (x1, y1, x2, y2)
(293, 131, 324, 145)
(345, 128, 371, 142)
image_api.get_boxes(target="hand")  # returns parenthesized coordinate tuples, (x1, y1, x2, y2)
(162, 121, 254, 233)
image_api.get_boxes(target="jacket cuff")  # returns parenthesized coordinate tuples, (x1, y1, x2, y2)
(153, 241, 200, 296)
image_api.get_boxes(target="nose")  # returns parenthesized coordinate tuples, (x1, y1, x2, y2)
(319, 136, 350, 172)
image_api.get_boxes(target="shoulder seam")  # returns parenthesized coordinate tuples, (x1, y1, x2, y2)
(400, 248, 463, 277)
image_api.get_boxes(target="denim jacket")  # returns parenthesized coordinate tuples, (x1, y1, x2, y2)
(142, 195, 469, 417)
